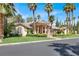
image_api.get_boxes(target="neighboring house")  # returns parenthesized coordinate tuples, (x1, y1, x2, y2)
(14, 20, 68, 36)
(15, 23, 32, 36)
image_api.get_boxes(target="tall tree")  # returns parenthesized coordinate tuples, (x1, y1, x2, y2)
(26, 17, 33, 22)
(0, 4, 5, 41)
(28, 3, 37, 34)
(3, 3, 16, 37)
(72, 16, 76, 33)
(64, 3, 71, 34)
(37, 14, 41, 20)
(56, 18, 60, 27)
(70, 3, 75, 24)
(15, 14, 24, 23)
(77, 21, 79, 34)
(49, 15, 55, 24)
(45, 3, 53, 38)
(0, 3, 16, 42)
(77, 16, 79, 34)
(45, 3, 53, 22)
(49, 15, 55, 30)
(70, 3, 76, 33)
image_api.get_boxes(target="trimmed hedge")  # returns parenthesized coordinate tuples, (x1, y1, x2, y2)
(27, 34, 47, 37)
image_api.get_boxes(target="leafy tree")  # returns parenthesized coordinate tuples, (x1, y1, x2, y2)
(49, 15, 55, 24)
(26, 17, 33, 22)
(15, 14, 24, 23)
(56, 19, 60, 27)
(37, 14, 41, 20)
(77, 21, 79, 34)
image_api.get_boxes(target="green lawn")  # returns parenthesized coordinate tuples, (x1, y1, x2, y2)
(1, 34, 79, 44)
(54, 34, 79, 38)
(2, 36, 50, 44)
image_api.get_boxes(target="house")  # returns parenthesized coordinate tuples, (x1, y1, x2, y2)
(14, 20, 68, 36)
(15, 22, 32, 36)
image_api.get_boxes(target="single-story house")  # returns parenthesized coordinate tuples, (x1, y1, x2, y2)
(14, 20, 68, 36)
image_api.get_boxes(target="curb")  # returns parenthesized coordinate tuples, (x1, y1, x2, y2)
(0, 38, 61, 46)
(62, 37, 79, 40)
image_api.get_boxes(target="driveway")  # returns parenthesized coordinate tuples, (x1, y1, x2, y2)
(0, 38, 79, 56)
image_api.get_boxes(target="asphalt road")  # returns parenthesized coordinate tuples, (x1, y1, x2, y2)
(0, 38, 79, 56)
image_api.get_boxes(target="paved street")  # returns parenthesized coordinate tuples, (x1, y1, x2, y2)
(0, 38, 79, 56)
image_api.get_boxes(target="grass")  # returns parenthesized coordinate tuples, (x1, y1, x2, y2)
(54, 34, 79, 38)
(2, 36, 50, 44)
(1, 34, 79, 44)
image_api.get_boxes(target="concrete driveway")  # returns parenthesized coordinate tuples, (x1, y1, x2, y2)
(0, 38, 79, 56)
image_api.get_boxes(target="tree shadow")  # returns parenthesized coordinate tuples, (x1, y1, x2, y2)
(48, 43, 79, 56)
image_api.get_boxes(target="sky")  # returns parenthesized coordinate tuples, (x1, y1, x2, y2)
(14, 3, 79, 23)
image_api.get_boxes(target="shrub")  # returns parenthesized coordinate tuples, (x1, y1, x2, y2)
(9, 33, 21, 37)
(27, 34, 47, 37)
(35, 34, 47, 37)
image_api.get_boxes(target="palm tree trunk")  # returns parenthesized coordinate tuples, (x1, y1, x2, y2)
(47, 12, 53, 38)
(69, 12, 71, 33)
(71, 11, 75, 34)
(66, 12, 69, 34)
(72, 11, 73, 25)
(33, 10, 36, 34)
(0, 13, 4, 42)
(48, 12, 50, 22)
(4, 16, 8, 37)
(67, 12, 68, 27)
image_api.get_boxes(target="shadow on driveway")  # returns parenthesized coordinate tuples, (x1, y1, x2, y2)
(48, 43, 79, 56)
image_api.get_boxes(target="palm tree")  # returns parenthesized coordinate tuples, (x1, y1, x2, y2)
(5, 3, 16, 17)
(73, 16, 76, 33)
(3, 3, 16, 37)
(77, 16, 79, 34)
(0, 3, 16, 41)
(70, 3, 75, 20)
(0, 4, 5, 41)
(28, 3, 37, 34)
(64, 3, 71, 34)
(49, 15, 55, 24)
(49, 15, 55, 35)
(70, 3, 76, 33)
(45, 3, 53, 38)
(45, 3, 53, 22)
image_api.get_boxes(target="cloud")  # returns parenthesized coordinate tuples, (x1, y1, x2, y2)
(52, 11, 58, 15)
(51, 10, 63, 15)
(22, 15, 29, 19)
(36, 12, 48, 20)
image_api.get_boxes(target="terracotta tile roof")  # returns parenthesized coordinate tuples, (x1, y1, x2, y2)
(14, 23, 32, 29)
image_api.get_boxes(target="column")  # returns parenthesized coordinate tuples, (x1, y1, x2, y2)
(42, 26, 43, 34)
(45, 26, 47, 34)
(37, 26, 39, 34)
(39, 26, 40, 34)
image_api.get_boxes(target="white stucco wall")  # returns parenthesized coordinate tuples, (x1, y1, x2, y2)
(16, 26, 27, 36)
(64, 29, 67, 35)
